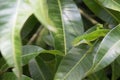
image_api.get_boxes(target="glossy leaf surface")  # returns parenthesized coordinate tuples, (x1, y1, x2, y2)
(97, 0, 120, 12)
(54, 41, 100, 80)
(0, 0, 32, 79)
(83, 0, 119, 24)
(91, 24, 120, 73)
(29, 0, 84, 54)
(29, 56, 53, 80)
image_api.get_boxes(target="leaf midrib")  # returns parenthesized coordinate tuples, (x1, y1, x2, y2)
(94, 0, 120, 22)
(34, 60, 46, 80)
(57, 0, 67, 55)
(93, 39, 120, 71)
(62, 51, 89, 79)
(11, 0, 22, 79)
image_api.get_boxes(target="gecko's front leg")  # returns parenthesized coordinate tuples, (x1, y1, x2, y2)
(73, 39, 93, 54)
(81, 39, 93, 54)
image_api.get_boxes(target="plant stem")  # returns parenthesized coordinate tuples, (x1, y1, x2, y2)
(27, 26, 43, 45)
(79, 8, 98, 24)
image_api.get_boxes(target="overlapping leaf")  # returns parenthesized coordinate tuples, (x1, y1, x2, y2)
(29, 56, 53, 80)
(91, 24, 120, 73)
(29, 0, 84, 54)
(0, 45, 63, 73)
(21, 15, 39, 40)
(0, 72, 32, 80)
(0, 0, 32, 79)
(0, 45, 44, 73)
(83, 0, 119, 24)
(97, 0, 120, 12)
(0, 58, 9, 73)
(112, 56, 120, 80)
(87, 70, 109, 80)
(54, 41, 100, 80)
(22, 45, 44, 65)
(22, 45, 64, 65)
(35, 28, 54, 48)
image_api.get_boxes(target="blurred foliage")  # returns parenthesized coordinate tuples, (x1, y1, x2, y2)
(0, 0, 120, 80)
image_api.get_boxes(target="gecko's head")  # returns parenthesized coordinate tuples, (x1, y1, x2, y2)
(96, 24, 103, 30)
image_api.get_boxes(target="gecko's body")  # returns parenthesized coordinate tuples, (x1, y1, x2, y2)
(72, 29, 109, 47)
(72, 24, 110, 54)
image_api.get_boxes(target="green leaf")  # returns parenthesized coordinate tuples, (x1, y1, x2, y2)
(112, 56, 120, 80)
(97, 0, 120, 12)
(22, 45, 44, 66)
(29, 56, 53, 80)
(29, 0, 84, 54)
(22, 45, 64, 66)
(0, 58, 9, 73)
(0, 0, 32, 79)
(83, 0, 119, 24)
(91, 24, 120, 73)
(21, 14, 39, 40)
(29, 0, 57, 32)
(116, 55, 120, 64)
(0, 72, 32, 80)
(114, 0, 120, 4)
(0, 45, 44, 73)
(87, 70, 109, 80)
(36, 28, 54, 48)
(54, 41, 100, 80)
(42, 50, 64, 56)
(0, 45, 62, 73)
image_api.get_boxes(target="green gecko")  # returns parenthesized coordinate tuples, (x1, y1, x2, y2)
(72, 24, 110, 47)
(72, 24, 110, 53)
